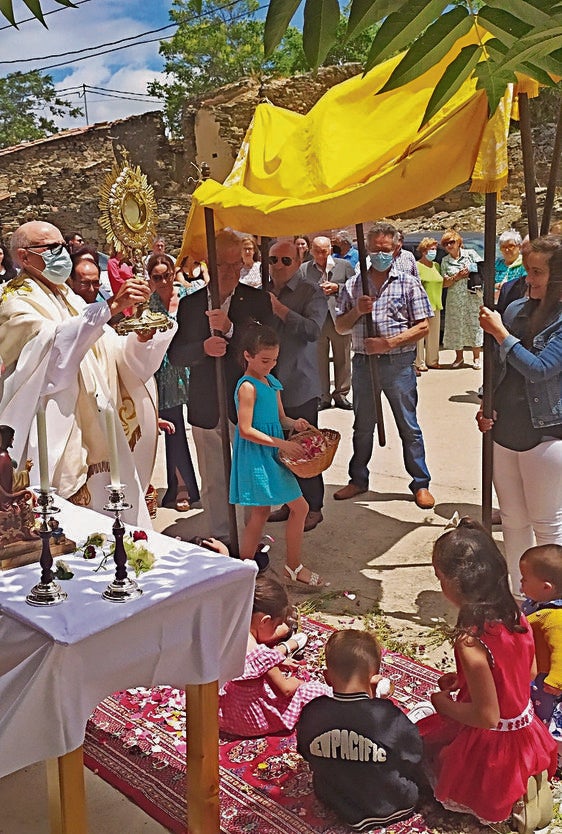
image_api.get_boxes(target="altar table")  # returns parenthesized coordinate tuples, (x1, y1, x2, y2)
(0, 498, 256, 833)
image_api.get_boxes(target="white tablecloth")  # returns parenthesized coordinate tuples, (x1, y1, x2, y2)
(0, 499, 256, 777)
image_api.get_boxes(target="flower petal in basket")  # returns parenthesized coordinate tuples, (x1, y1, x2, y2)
(279, 428, 340, 478)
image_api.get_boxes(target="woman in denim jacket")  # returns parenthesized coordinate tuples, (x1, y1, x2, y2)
(477, 235, 562, 595)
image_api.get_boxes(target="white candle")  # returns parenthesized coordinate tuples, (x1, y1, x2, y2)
(104, 407, 121, 487)
(36, 405, 49, 492)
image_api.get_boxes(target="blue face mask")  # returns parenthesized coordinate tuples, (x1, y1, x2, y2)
(41, 247, 73, 284)
(425, 249, 437, 261)
(369, 251, 394, 272)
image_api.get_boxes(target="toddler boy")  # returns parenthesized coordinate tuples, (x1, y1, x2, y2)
(296, 629, 422, 832)
(520, 544, 562, 729)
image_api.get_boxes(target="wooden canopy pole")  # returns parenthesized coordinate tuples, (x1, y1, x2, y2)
(201, 164, 239, 555)
(481, 191, 497, 533)
(260, 236, 270, 291)
(540, 98, 562, 236)
(518, 92, 539, 239)
(355, 223, 386, 446)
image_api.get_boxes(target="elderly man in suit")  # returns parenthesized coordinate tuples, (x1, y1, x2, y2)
(168, 229, 273, 543)
(298, 236, 355, 410)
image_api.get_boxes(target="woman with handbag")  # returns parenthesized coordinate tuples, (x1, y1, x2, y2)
(440, 230, 483, 369)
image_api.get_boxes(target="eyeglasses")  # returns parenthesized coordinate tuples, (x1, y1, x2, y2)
(150, 273, 173, 282)
(25, 242, 68, 256)
(443, 240, 457, 247)
(76, 281, 100, 289)
(269, 255, 293, 266)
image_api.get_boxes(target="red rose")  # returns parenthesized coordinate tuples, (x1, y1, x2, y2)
(133, 529, 148, 541)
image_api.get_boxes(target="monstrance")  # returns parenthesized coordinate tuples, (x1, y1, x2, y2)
(98, 150, 172, 336)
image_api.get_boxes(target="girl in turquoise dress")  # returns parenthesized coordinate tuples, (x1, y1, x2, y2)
(230, 324, 328, 588)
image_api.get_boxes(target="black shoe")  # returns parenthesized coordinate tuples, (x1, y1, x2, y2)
(333, 395, 353, 410)
(318, 399, 332, 411)
(255, 544, 270, 573)
(304, 510, 323, 532)
(268, 504, 290, 522)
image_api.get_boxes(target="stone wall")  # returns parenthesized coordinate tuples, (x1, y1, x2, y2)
(185, 75, 562, 235)
(0, 71, 560, 254)
(0, 112, 192, 252)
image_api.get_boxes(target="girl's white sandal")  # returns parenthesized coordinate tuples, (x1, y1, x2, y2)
(284, 563, 330, 589)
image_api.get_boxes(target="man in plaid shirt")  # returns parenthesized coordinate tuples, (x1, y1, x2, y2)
(333, 222, 435, 509)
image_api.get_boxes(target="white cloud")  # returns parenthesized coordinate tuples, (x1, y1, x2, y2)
(2, 0, 170, 127)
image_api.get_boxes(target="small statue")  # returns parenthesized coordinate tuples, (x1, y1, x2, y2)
(0, 424, 38, 545)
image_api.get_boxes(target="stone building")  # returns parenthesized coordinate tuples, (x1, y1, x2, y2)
(0, 111, 191, 251)
(0, 68, 560, 251)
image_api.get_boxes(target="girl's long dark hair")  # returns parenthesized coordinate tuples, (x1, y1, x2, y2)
(239, 322, 279, 368)
(525, 235, 562, 343)
(433, 517, 524, 636)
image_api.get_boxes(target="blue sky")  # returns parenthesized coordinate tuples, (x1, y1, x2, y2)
(2, 0, 306, 130)
(1, 0, 178, 127)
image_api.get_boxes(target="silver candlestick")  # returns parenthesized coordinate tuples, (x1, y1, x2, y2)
(26, 489, 67, 607)
(102, 484, 142, 602)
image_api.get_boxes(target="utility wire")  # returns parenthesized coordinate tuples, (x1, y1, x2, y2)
(0, 0, 250, 65)
(0, 21, 177, 64)
(0, 0, 91, 33)
(60, 85, 160, 101)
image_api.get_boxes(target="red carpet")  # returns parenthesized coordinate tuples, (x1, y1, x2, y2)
(84, 618, 446, 833)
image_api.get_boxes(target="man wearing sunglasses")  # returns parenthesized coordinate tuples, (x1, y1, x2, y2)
(0, 220, 175, 526)
(266, 238, 328, 532)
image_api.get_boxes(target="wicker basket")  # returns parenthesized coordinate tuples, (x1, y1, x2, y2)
(279, 428, 341, 478)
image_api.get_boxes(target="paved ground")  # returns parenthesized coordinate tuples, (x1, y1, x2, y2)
(154, 347, 487, 661)
(1, 349, 518, 833)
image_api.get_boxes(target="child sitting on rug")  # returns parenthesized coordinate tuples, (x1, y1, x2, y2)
(520, 545, 562, 742)
(219, 574, 331, 737)
(418, 518, 557, 833)
(296, 629, 422, 833)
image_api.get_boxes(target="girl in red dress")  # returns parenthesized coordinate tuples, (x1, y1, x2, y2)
(418, 518, 557, 829)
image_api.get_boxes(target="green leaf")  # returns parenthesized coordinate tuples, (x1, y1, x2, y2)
(302, 0, 340, 67)
(377, 6, 472, 92)
(0, 0, 17, 26)
(484, 0, 562, 29)
(364, 0, 451, 71)
(474, 59, 517, 116)
(346, 0, 408, 42)
(520, 61, 559, 87)
(499, 28, 562, 73)
(264, 0, 302, 57)
(21, 0, 47, 25)
(421, 43, 482, 127)
(477, 7, 531, 46)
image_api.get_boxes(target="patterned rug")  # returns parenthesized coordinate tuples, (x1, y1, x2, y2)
(84, 618, 449, 834)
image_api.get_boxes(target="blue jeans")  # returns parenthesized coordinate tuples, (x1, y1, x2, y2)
(348, 352, 431, 493)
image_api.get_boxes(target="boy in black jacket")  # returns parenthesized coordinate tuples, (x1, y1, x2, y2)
(297, 629, 422, 832)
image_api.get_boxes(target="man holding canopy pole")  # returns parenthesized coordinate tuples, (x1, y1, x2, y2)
(334, 222, 435, 509)
(168, 228, 273, 546)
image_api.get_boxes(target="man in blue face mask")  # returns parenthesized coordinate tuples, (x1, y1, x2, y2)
(333, 222, 435, 510)
(0, 220, 176, 527)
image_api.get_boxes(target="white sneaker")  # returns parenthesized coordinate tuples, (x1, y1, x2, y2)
(406, 701, 436, 723)
(473, 359, 482, 370)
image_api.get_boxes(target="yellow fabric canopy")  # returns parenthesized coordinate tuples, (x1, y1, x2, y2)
(179, 29, 538, 261)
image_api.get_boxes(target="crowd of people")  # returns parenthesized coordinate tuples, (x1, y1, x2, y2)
(0, 216, 561, 832)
